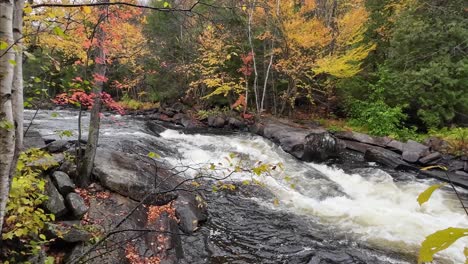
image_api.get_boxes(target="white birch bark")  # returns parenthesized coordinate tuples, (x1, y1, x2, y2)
(0, 0, 16, 232)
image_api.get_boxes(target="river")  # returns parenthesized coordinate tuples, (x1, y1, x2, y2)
(25, 110, 468, 263)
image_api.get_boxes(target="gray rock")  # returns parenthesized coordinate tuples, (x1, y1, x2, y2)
(335, 131, 391, 148)
(260, 119, 340, 162)
(386, 139, 405, 153)
(465, 161, 468, 172)
(208, 116, 226, 128)
(51, 171, 75, 195)
(402, 140, 430, 163)
(250, 122, 265, 136)
(59, 160, 78, 180)
(65, 193, 89, 218)
(44, 176, 68, 217)
(455, 170, 468, 177)
(340, 139, 369, 154)
(92, 148, 178, 204)
(228, 117, 245, 129)
(419, 152, 442, 164)
(420, 170, 468, 189)
(146, 121, 166, 136)
(364, 146, 416, 171)
(174, 192, 208, 234)
(46, 221, 92, 243)
(424, 136, 450, 152)
(448, 160, 465, 172)
(23, 130, 46, 149)
(46, 140, 71, 153)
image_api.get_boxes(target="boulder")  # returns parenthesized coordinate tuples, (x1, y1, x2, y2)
(174, 192, 208, 234)
(340, 139, 369, 154)
(402, 140, 430, 163)
(92, 148, 178, 204)
(51, 171, 75, 195)
(44, 176, 68, 217)
(23, 130, 46, 149)
(334, 131, 391, 148)
(208, 116, 226, 128)
(65, 193, 89, 218)
(228, 117, 245, 129)
(364, 146, 416, 171)
(181, 116, 203, 129)
(419, 152, 442, 165)
(46, 221, 92, 243)
(46, 140, 71, 153)
(59, 160, 78, 180)
(386, 139, 405, 153)
(424, 136, 450, 153)
(420, 170, 468, 189)
(261, 120, 340, 162)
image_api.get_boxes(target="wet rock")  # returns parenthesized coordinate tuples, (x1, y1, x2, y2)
(51, 171, 75, 195)
(386, 139, 405, 153)
(364, 146, 416, 171)
(174, 192, 208, 234)
(340, 139, 369, 154)
(44, 176, 68, 217)
(23, 130, 46, 149)
(149, 113, 171, 122)
(448, 160, 465, 172)
(65, 193, 89, 218)
(419, 152, 442, 165)
(420, 170, 468, 189)
(208, 116, 226, 128)
(46, 221, 92, 243)
(250, 122, 265, 136)
(455, 170, 468, 177)
(46, 140, 71, 153)
(181, 116, 202, 129)
(162, 108, 176, 117)
(92, 148, 178, 204)
(402, 140, 430, 163)
(465, 161, 468, 172)
(261, 119, 340, 162)
(146, 121, 167, 136)
(335, 131, 391, 148)
(145, 212, 184, 263)
(228, 117, 245, 129)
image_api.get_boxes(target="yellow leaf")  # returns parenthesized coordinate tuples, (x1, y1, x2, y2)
(81, 6, 92, 14)
(23, 4, 32, 14)
(464, 247, 468, 264)
(242, 5, 247, 11)
(418, 227, 468, 264)
(273, 198, 279, 206)
(417, 183, 446, 206)
(420, 165, 448, 171)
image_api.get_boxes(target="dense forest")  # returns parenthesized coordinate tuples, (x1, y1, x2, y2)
(0, 0, 467, 263)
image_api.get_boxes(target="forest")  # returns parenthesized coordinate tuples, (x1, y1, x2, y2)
(0, 0, 467, 263)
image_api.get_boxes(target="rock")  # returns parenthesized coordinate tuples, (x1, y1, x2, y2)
(173, 113, 185, 122)
(59, 160, 78, 180)
(419, 152, 442, 165)
(424, 136, 450, 152)
(65, 193, 89, 218)
(364, 146, 416, 171)
(181, 116, 201, 129)
(92, 148, 178, 204)
(149, 113, 171, 122)
(340, 139, 369, 154)
(27, 153, 63, 171)
(386, 139, 405, 153)
(228, 117, 245, 129)
(171, 102, 186, 113)
(448, 160, 465, 172)
(174, 192, 208, 234)
(250, 122, 265, 136)
(162, 108, 176, 117)
(146, 121, 167, 136)
(335, 131, 391, 148)
(420, 170, 468, 189)
(44, 176, 68, 217)
(402, 140, 430, 163)
(260, 119, 340, 162)
(51, 171, 75, 195)
(23, 130, 46, 149)
(46, 221, 92, 243)
(46, 140, 71, 153)
(208, 116, 226, 128)
(145, 212, 184, 262)
(465, 161, 468, 172)
(455, 170, 468, 177)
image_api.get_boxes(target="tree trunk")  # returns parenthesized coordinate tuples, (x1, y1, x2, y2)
(79, 1, 108, 187)
(0, 0, 16, 232)
(247, 0, 259, 113)
(12, 0, 25, 150)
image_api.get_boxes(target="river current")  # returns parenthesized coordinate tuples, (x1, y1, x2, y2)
(25, 110, 468, 263)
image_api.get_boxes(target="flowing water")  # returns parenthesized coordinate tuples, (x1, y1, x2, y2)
(25, 110, 468, 264)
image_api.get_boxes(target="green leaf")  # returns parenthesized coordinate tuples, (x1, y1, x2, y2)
(53, 26, 66, 38)
(51, 112, 59, 118)
(39, 234, 46, 240)
(163, 2, 171, 8)
(417, 183, 446, 206)
(418, 227, 468, 264)
(209, 163, 216, 170)
(148, 152, 160, 159)
(8, 59, 16, 66)
(0, 41, 8, 50)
